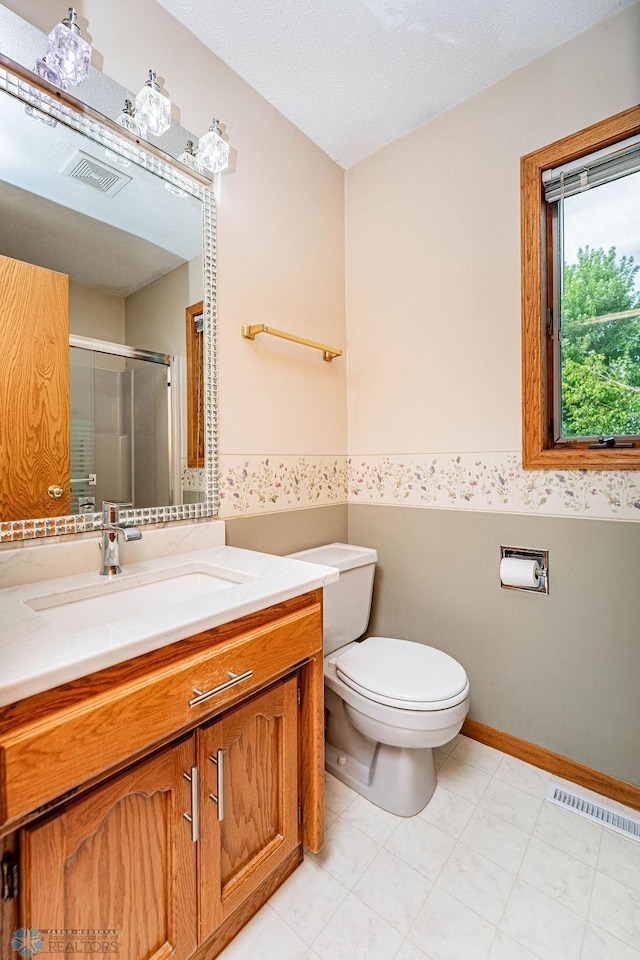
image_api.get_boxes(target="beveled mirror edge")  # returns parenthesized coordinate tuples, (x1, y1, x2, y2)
(0, 55, 219, 543)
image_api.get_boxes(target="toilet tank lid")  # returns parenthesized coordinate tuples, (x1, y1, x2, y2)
(287, 543, 377, 572)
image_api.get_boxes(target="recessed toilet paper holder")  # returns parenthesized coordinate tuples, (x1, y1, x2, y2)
(500, 546, 549, 594)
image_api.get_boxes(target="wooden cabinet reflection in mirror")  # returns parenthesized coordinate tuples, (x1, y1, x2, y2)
(0, 255, 70, 521)
(186, 301, 205, 469)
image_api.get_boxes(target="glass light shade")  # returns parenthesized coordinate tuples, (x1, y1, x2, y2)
(24, 57, 62, 127)
(117, 102, 141, 133)
(197, 120, 229, 173)
(116, 100, 146, 140)
(104, 147, 131, 169)
(105, 102, 145, 167)
(46, 12, 91, 87)
(164, 181, 188, 198)
(33, 55, 63, 87)
(134, 71, 171, 137)
(178, 140, 203, 173)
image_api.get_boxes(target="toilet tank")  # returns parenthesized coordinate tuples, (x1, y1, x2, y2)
(287, 543, 377, 655)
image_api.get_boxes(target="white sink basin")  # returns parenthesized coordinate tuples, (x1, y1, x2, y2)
(27, 563, 254, 632)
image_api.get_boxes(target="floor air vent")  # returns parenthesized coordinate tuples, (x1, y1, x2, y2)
(545, 783, 640, 842)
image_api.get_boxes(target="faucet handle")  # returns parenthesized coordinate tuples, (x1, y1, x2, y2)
(102, 500, 133, 524)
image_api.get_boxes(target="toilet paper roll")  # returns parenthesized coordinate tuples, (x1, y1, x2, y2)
(500, 557, 541, 589)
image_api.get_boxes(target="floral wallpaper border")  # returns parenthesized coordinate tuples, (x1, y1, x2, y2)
(181, 465, 206, 492)
(217, 453, 640, 521)
(218, 456, 349, 516)
(348, 453, 640, 520)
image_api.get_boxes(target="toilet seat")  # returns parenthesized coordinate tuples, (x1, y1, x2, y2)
(335, 636, 469, 711)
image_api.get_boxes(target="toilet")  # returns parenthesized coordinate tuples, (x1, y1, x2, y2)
(288, 543, 470, 816)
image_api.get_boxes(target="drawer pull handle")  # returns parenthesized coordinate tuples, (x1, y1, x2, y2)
(182, 765, 198, 842)
(208, 749, 224, 821)
(189, 669, 254, 708)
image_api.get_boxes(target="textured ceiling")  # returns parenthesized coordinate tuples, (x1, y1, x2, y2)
(156, 0, 635, 168)
(0, 182, 187, 298)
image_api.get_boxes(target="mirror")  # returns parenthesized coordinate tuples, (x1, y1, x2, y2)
(0, 52, 217, 539)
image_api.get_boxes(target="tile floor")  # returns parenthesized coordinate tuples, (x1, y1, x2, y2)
(219, 735, 640, 960)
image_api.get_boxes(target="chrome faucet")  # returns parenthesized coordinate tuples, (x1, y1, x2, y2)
(100, 501, 142, 576)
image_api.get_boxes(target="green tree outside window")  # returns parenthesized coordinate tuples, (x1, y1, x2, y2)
(561, 245, 640, 437)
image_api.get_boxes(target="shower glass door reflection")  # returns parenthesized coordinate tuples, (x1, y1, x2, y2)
(69, 340, 173, 514)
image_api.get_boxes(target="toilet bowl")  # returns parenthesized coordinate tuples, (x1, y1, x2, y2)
(288, 543, 470, 817)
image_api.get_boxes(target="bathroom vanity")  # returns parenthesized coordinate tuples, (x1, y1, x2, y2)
(0, 546, 336, 960)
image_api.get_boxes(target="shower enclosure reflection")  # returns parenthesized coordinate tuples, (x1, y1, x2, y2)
(70, 340, 173, 514)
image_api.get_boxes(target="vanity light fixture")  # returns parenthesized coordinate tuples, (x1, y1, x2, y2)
(116, 99, 146, 138)
(134, 69, 171, 137)
(25, 8, 91, 126)
(163, 142, 196, 197)
(164, 142, 202, 197)
(105, 99, 146, 167)
(24, 57, 62, 126)
(197, 119, 229, 174)
(178, 139, 204, 173)
(164, 179, 189, 198)
(45, 8, 92, 88)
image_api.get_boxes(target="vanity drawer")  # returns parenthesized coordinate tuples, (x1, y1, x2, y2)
(0, 598, 322, 826)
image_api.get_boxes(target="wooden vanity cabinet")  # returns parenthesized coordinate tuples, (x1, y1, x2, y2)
(20, 738, 198, 960)
(198, 676, 300, 946)
(0, 592, 324, 960)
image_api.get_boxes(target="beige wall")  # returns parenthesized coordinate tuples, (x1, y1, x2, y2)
(6, 0, 347, 469)
(125, 257, 203, 481)
(345, 3, 640, 455)
(344, 6, 640, 785)
(125, 258, 202, 360)
(69, 282, 125, 342)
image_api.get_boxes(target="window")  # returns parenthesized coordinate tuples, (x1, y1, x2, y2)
(521, 105, 640, 468)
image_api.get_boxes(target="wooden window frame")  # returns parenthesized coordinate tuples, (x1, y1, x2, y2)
(185, 300, 204, 469)
(521, 104, 640, 469)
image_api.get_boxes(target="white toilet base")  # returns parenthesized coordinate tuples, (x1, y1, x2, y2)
(286, 545, 470, 819)
(325, 683, 442, 816)
(326, 740, 437, 817)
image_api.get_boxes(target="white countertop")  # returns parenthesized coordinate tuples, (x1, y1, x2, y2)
(0, 546, 338, 708)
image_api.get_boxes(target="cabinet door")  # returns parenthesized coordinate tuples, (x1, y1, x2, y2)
(198, 676, 299, 941)
(19, 739, 197, 960)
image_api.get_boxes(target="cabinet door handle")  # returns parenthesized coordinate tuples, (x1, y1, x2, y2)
(208, 749, 224, 821)
(182, 765, 198, 842)
(189, 669, 254, 708)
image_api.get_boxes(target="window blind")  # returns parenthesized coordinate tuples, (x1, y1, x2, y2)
(543, 133, 640, 202)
